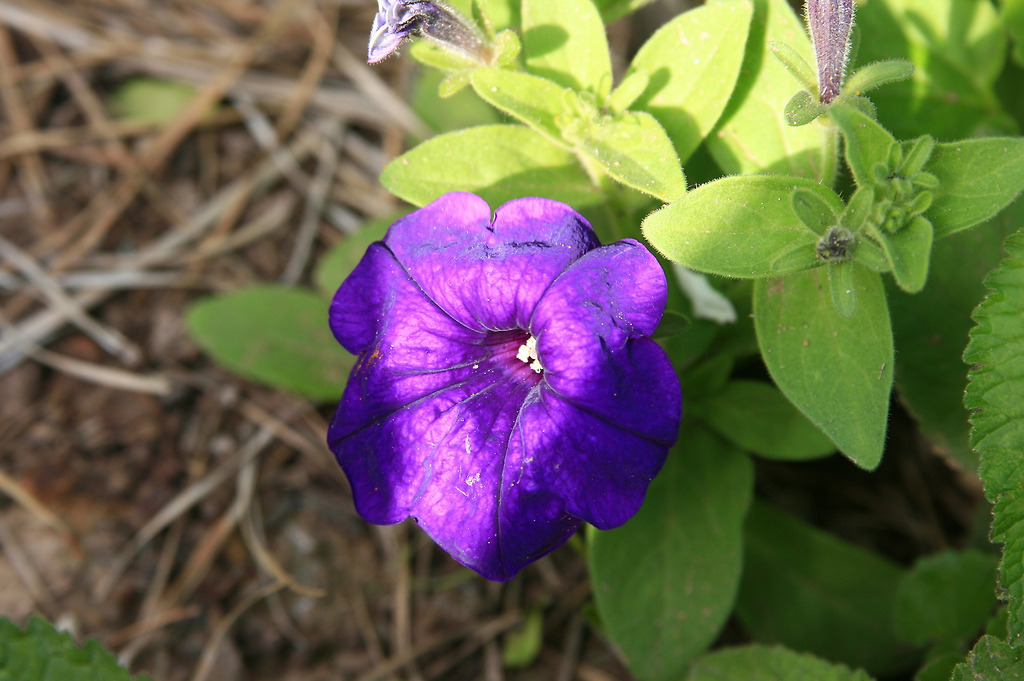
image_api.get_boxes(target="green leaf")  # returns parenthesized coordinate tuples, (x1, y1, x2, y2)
(412, 68, 502, 133)
(502, 609, 543, 668)
(627, 0, 753, 163)
(1004, 0, 1024, 66)
(705, 0, 831, 180)
(589, 426, 754, 681)
(753, 265, 893, 469)
(576, 110, 686, 201)
(692, 379, 835, 461)
(768, 40, 817, 93)
(966, 229, 1024, 639)
(952, 636, 1024, 681)
(185, 286, 352, 401)
(469, 69, 574, 147)
(783, 89, 827, 126)
(687, 644, 876, 681)
(108, 77, 208, 125)
(827, 262, 858, 319)
(829, 104, 899, 190)
(643, 175, 843, 278)
(926, 138, 1024, 238)
(314, 215, 399, 298)
(521, 0, 612, 97)
(888, 203, 1020, 467)
(842, 59, 915, 97)
(894, 550, 998, 646)
(737, 503, 918, 677)
(0, 616, 150, 681)
(380, 125, 603, 208)
(854, 0, 1011, 140)
(872, 215, 934, 293)
(593, 0, 659, 23)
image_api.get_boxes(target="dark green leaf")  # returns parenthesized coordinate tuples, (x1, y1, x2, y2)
(643, 175, 843, 278)
(965, 228, 1024, 638)
(827, 262, 858, 318)
(521, 0, 611, 97)
(589, 427, 754, 681)
(380, 125, 603, 208)
(894, 550, 998, 646)
(628, 0, 753, 163)
(706, 0, 831, 180)
(952, 636, 1024, 681)
(737, 503, 918, 677)
(753, 265, 893, 469)
(0, 616, 150, 681)
(1004, 0, 1024, 66)
(687, 644, 876, 681)
(693, 379, 835, 460)
(185, 286, 352, 401)
(926, 138, 1024, 238)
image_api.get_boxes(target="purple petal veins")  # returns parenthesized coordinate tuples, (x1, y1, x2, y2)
(328, 192, 682, 581)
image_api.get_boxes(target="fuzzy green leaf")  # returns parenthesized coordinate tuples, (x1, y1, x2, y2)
(380, 125, 602, 208)
(521, 0, 611, 97)
(0, 616, 150, 681)
(692, 380, 835, 461)
(687, 644, 876, 681)
(590, 427, 753, 681)
(185, 286, 352, 401)
(643, 175, 843, 278)
(873, 215, 934, 293)
(737, 504, 918, 677)
(926, 138, 1024, 238)
(753, 265, 893, 469)
(627, 0, 753, 163)
(829, 104, 899, 190)
(952, 636, 1024, 681)
(705, 0, 831, 180)
(965, 229, 1024, 639)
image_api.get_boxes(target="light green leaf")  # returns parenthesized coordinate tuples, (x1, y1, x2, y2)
(185, 286, 352, 401)
(576, 110, 686, 201)
(380, 125, 603, 208)
(952, 636, 1024, 681)
(687, 644, 876, 681)
(965, 229, 1024, 639)
(521, 0, 612, 97)
(706, 0, 831, 180)
(894, 550, 998, 646)
(753, 265, 893, 469)
(108, 77, 205, 125)
(737, 503, 918, 677)
(926, 138, 1024, 238)
(842, 59, 915, 98)
(854, 0, 1011, 140)
(873, 215, 933, 293)
(0, 616, 150, 681)
(502, 609, 543, 668)
(692, 380, 835, 460)
(627, 0, 753, 163)
(643, 175, 842, 278)
(589, 427, 754, 681)
(829, 104, 899, 190)
(469, 69, 574, 147)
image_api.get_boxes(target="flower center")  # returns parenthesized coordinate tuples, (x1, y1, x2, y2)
(515, 336, 543, 374)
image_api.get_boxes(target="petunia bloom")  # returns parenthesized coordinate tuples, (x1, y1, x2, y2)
(328, 192, 682, 581)
(368, 0, 490, 64)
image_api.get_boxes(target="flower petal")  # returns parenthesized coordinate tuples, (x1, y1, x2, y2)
(532, 239, 680, 443)
(385, 192, 599, 331)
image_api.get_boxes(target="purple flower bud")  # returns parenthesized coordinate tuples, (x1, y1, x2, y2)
(368, 0, 490, 65)
(328, 193, 682, 581)
(807, 0, 855, 103)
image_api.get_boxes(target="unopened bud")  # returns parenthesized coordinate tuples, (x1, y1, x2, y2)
(368, 0, 491, 65)
(807, 0, 855, 103)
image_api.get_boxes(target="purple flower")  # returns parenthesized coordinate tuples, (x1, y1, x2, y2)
(807, 0, 855, 103)
(368, 0, 489, 65)
(328, 192, 682, 581)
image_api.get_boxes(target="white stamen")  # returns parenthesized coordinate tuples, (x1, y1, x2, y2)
(516, 336, 543, 373)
